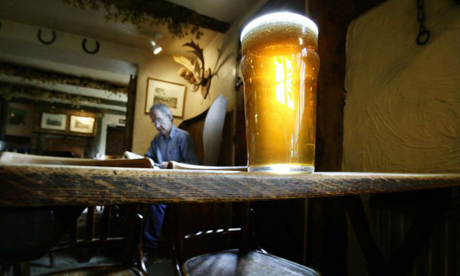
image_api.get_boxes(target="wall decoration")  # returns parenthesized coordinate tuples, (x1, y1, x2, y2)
(82, 38, 100, 54)
(172, 41, 212, 99)
(70, 115, 96, 134)
(145, 78, 186, 118)
(37, 29, 56, 45)
(41, 113, 67, 131)
(7, 108, 27, 126)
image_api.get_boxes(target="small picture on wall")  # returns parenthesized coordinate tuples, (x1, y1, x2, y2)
(70, 115, 96, 134)
(7, 108, 27, 126)
(145, 78, 186, 118)
(41, 113, 67, 131)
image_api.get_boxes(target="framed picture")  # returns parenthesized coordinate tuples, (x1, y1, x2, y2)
(41, 113, 67, 131)
(145, 78, 186, 118)
(7, 108, 27, 126)
(69, 115, 95, 134)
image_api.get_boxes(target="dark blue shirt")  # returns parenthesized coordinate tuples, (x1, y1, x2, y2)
(145, 125, 199, 165)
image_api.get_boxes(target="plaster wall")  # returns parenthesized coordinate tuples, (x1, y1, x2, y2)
(343, 0, 460, 173)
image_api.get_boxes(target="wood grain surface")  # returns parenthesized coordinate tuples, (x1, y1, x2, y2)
(1, 164, 459, 207)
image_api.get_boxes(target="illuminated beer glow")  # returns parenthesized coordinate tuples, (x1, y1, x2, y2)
(241, 12, 319, 173)
(274, 56, 294, 110)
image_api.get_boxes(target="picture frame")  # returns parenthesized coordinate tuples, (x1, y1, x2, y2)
(41, 113, 67, 131)
(69, 115, 96, 134)
(145, 78, 186, 118)
(7, 108, 27, 126)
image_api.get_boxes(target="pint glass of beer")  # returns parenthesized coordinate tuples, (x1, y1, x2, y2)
(240, 12, 319, 173)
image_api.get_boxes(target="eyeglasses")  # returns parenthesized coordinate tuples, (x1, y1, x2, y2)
(152, 115, 170, 125)
(152, 118, 164, 125)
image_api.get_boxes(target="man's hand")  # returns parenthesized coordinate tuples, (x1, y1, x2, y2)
(160, 161, 169, 169)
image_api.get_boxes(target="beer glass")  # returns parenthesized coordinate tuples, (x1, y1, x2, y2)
(240, 12, 319, 173)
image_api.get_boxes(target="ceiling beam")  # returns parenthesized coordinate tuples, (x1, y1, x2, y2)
(106, 0, 231, 33)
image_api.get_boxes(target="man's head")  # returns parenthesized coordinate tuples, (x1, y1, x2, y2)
(150, 103, 173, 137)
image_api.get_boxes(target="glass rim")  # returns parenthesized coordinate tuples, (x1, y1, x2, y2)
(240, 12, 319, 43)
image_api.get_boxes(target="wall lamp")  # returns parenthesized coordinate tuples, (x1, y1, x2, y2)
(149, 32, 163, 55)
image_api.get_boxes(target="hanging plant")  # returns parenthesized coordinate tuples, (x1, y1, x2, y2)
(0, 62, 127, 97)
(0, 83, 101, 108)
(62, 0, 203, 39)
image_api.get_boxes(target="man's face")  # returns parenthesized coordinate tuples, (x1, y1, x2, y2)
(150, 110, 173, 137)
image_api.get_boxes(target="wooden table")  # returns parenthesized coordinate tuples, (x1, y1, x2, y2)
(1, 163, 459, 207)
(1, 163, 460, 275)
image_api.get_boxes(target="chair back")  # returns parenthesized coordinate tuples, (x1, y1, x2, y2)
(0, 152, 149, 275)
(170, 201, 319, 276)
(171, 202, 244, 267)
(178, 95, 228, 165)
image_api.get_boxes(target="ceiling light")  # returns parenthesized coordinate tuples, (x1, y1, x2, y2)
(149, 32, 163, 55)
(152, 45, 162, 55)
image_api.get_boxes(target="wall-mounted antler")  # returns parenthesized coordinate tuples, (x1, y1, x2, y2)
(173, 41, 212, 99)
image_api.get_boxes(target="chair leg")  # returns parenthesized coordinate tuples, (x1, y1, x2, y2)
(239, 202, 250, 255)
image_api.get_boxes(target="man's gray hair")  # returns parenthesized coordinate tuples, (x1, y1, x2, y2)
(150, 103, 173, 119)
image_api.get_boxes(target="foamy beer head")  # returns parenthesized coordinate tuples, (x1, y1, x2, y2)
(240, 12, 319, 173)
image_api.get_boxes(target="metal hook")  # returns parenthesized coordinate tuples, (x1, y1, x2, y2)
(37, 29, 56, 45)
(82, 39, 100, 54)
(416, 28, 430, 45)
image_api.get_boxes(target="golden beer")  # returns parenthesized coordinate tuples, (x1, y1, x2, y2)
(240, 12, 319, 173)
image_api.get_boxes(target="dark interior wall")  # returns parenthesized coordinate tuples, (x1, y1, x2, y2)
(305, 0, 385, 275)
(0, 97, 7, 140)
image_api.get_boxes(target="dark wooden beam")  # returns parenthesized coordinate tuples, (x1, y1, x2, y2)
(124, 75, 137, 152)
(105, 0, 231, 33)
(0, 97, 7, 140)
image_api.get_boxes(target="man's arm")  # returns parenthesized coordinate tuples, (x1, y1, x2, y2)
(180, 133, 199, 165)
(145, 137, 157, 161)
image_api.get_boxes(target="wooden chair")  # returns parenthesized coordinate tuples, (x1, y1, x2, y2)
(170, 95, 319, 276)
(170, 202, 320, 276)
(0, 152, 152, 276)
